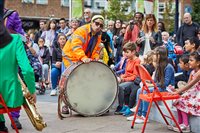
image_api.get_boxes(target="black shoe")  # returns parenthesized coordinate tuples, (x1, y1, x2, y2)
(114, 106, 123, 115)
(11, 118, 22, 129)
(0, 122, 8, 133)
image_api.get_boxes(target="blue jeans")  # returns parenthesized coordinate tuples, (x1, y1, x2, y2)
(42, 64, 49, 81)
(51, 66, 61, 90)
(136, 87, 166, 117)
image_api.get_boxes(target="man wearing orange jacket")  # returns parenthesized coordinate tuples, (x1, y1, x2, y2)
(62, 15, 104, 67)
(59, 15, 104, 115)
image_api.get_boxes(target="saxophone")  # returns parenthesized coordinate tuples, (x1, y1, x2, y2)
(18, 75, 47, 131)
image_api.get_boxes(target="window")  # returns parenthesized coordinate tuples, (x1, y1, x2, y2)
(95, 1, 105, 9)
(84, 0, 91, 8)
(22, 0, 34, 4)
(61, 0, 69, 7)
(159, 3, 165, 13)
(36, 0, 48, 5)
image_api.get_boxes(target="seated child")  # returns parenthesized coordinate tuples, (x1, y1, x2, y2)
(126, 50, 155, 120)
(171, 52, 200, 132)
(38, 37, 50, 84)
(110, 51, 127, 76)
(99, 43, 109, 65)
(184, 37, 199, 54)
(162, 31, 176, 62)
(134, 46, 175, 124)
(175, 54, 191, 88)
(50, 33, 66, 96)
(114, 42, 141, 115)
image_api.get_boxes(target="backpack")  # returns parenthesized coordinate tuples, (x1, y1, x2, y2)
(3, 9, 15, 23)
(165, 40, 177, 61)
(3, 9, 16, 33)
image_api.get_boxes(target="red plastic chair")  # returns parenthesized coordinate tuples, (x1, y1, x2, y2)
(131, 65, 182, 133)
(0, 94, 21, 133)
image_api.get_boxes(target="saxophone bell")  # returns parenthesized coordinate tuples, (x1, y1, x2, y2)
(18, 75, 47, 131)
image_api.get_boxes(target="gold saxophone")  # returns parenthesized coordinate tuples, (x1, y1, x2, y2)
(18, 75, 47, 131)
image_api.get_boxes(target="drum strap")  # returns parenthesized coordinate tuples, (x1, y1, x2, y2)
(57, 66, 73, 119)
(58, 88, 68, 119)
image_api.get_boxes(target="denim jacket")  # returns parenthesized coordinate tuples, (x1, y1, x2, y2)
(155, 63, 175, 89)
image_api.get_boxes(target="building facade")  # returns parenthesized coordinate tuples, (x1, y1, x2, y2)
(5, 0, 70, 30)
(5, 0, 192, 30)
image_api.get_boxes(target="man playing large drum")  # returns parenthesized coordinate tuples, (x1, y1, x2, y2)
(62, 15, 104, 67)
(59, 15, 106, 116)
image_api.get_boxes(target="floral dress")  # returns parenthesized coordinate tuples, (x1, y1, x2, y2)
(173, 70, 200, 116)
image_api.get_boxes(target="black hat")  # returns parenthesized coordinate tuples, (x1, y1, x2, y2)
(0, 0, 12, 48)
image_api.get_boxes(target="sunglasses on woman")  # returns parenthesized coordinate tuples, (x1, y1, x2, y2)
(94, 21, 104, 28)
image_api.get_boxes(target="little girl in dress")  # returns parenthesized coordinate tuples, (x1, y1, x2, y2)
(172, 51, 200, 132)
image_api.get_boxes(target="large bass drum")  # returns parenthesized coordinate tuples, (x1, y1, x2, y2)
(60, 61, 118, 116)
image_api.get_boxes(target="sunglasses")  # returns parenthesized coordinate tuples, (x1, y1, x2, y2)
(94, 21, 104, 28)
(122, 27, 126, 29)
(84, 12, 89, 14)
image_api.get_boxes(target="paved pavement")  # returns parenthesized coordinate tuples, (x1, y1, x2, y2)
(5, 90, 175, 133)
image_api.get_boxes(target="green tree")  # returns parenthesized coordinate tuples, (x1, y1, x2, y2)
(191, 0, 200, 24)
(162, 0, 175, 33)
(101, 0, 134, 21)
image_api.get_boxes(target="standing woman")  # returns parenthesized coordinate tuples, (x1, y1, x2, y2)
(113, 19, 123, 37)
(113, 19, 123, 64)
(50, 33, 67, 96)
(115, 23, 127, 63)
(136, 14, 162, 57)
(41, 19, 57, 64)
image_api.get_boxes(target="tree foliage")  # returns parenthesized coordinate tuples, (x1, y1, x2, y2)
(101, 0, 134, 21)
(191, 0, 200, 24)
(162, 0, 175, 33)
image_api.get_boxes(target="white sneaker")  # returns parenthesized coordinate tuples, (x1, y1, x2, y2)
(35, 82, 40, 88)
(173, 124, 190, 133)
(130, 106, 137, 112)
(50, 89, 57, 96)
(127, 115, 134, 121)
(135, 116, 149, 124)
(167, 125, 174, 131)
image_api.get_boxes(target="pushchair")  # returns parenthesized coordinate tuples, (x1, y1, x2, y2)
(35, 73, 46, 95)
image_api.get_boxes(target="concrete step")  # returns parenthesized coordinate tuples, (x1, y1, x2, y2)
(149, 100, 200, 133)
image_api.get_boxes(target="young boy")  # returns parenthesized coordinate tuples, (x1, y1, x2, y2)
(175, 54, 192, 88)
(184, 37, 200, 54)
(114, 42, 140, 116)
(162, 31, 176, 61)
(110, 51, 127, 76)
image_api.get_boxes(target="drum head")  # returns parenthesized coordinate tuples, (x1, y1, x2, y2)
(65, 61, 118, 116)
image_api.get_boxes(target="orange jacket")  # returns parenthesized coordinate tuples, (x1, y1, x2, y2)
(63, 24, 102, 67)
(121, 58, 141, 82)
